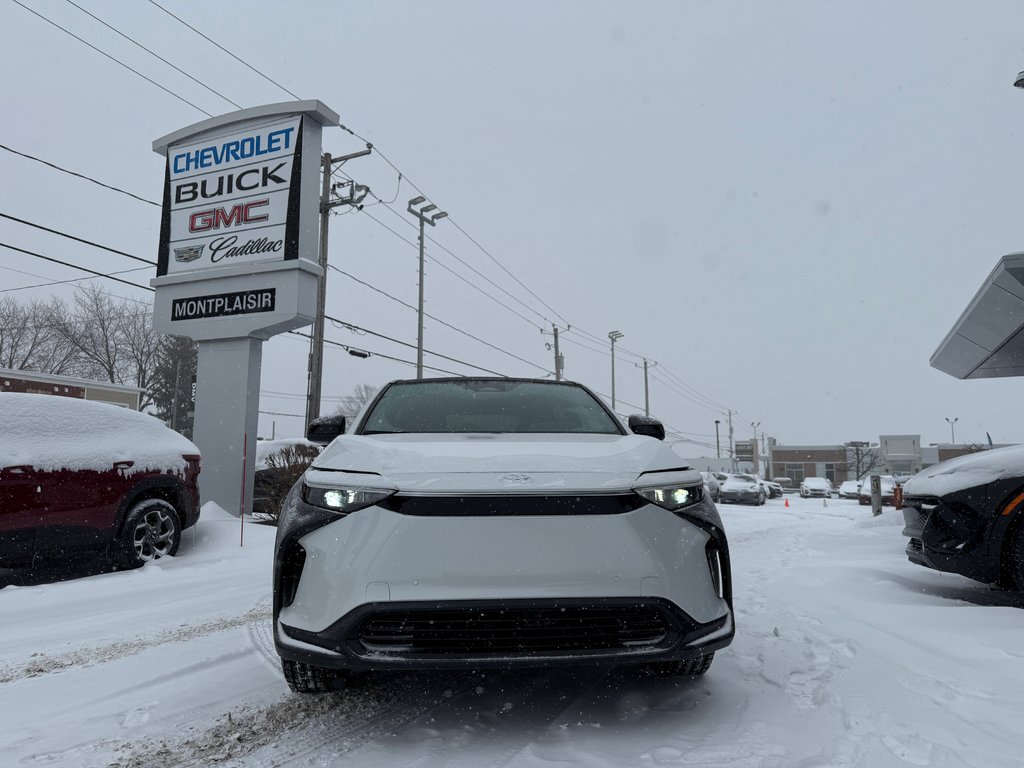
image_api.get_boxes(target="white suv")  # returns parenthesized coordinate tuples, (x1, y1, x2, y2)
(273, 378, 734, 692)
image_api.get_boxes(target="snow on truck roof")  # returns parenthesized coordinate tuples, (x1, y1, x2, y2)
(0, 392, 199, 475)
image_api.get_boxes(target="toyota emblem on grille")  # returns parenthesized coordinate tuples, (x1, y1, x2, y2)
(499, 473, 534, 486)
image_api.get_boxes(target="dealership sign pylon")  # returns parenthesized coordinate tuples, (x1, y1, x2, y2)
(151, 101, 338, 516)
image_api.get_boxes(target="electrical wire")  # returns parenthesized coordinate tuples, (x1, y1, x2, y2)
(0, 213, 156, 266)
(0, 143, 160, 207)
(146, 0, 301, 100)
(328, 266, 550, 374)
(0, 264, 150, 295)
(325, 315, 507, 376)
(9, 0, 211, 117)
(63, 0, 244, 110)
(0, 242, 153, 292)
(289, 330, 463, 376)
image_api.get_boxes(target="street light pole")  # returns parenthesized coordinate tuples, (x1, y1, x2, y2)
(608, 331, 624, 410)
(714, 419, 721, 459)
(946, 416, 958, 444)
(751, 421, 760, 474)
(408, 196, 448, 379)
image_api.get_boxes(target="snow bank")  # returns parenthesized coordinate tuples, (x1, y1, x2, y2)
(903, 444, 1024, 497)
(0, 393, 198, 475)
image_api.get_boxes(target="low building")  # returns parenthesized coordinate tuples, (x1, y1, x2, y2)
(770, 445, 849, 485)
(0, 368, 143, 409)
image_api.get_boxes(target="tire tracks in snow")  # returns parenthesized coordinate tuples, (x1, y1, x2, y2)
(0, 598, 271, 685)
(108, 670, 478, 768)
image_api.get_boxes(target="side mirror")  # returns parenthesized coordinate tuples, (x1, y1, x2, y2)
(628, 414, 665, 441)
(306, 414, 346, 445)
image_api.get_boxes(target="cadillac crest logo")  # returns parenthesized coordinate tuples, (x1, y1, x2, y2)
(174, 244, 204, 263)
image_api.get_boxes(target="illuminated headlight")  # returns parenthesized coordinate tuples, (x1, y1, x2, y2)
(301, 483, 394, 514)
(635, 483, 704, 511)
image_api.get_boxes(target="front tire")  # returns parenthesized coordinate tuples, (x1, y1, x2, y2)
(1005, 523, 1024, 591)
(645, 653, 714, 678)
(282, 659, 346, 693)
(114, 498, 181, 569)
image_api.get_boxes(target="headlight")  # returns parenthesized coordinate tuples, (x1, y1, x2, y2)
(635, 482, 704, 511)
(301, 483, 395, 514)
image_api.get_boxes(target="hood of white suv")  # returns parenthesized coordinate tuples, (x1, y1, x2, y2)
(311, 433, 686, 493)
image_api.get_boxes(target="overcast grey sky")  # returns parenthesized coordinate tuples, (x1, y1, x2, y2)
(4, 0, 1024, 451)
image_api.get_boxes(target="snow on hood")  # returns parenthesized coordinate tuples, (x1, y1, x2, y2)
(311, 433, 686, 493)
(0, 393, 199, 475)
(903, 445, 1024, 498)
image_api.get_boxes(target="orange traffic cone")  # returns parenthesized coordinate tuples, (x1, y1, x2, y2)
(784, 498, 789, 508)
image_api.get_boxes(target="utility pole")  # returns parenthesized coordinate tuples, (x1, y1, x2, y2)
(408, 196, 448, 379)
(608, 331, 624, 409)
(305, 146, 372, 427)
(728, 410, 735, 470)
(638, 358, 657, 416)
(552, 324, 564, 381)
(750, 421, 760, 475)
(714, 419, 721, 459)
(945, 416, 958, 444)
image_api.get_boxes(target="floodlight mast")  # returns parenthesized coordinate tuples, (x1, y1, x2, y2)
(408, 197, 449, 378)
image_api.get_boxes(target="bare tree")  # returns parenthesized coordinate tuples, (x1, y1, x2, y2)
(332, 383, 379, 419)
(847, 441, 883, 480)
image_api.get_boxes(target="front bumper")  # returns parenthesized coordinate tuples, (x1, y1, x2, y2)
(273, 496, 732, 669)
(901, 499, 1000, 583)
(719, 490, 760, 504)
(276, 596, 734, 670)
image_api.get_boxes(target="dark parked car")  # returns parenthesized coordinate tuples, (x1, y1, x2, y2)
(0, 394, 201, 573)
(857, 475, 896, 506)
(902, 446, 1024, 589)
(719, 474, 765, 505)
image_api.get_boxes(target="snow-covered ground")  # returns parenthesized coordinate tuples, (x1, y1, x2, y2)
(2, 496, 1023, 767)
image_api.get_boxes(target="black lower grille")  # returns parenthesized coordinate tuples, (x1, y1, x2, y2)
(355, 605, 670, 656)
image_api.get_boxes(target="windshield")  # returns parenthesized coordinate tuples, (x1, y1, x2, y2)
(360, 379, 623, 435)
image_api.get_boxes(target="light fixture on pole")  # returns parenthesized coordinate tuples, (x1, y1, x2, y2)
(408, 196, 448, 379)
(608, 331, 624, 410)
(945, 416, 958, 444)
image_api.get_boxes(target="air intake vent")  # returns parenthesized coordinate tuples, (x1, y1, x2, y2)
(355, 604, 670, 657)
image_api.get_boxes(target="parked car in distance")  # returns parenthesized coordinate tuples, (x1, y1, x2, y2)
(274, 378, 734, 692)
(0, 393, 201, 574)
(857, 475, 897, 506)
(800, 477, 832, 498)
(901, 445, 1024, 589)
(720, 474, 766, 505)
(760, 479, 784, 499)
(838, 480, 862, 499)
(701, 471, 721, 502)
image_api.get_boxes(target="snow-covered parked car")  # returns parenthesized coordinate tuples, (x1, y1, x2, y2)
(719, 474, 765, 505)
(760, 479, 784, 499)
(701, 471, 721, 502)
(902, 446, 1024, 589)
(799, 477, 832, 498)
(838, 479, 862, 499)
(0, 393, 200, 572)
(273, 377, 734, 692)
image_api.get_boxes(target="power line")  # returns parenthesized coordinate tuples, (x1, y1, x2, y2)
(289, 330, 463, 376)
(0, 213, 156, 266)
(9, 0, 211, 116)
(328, 266, 550, 374)
(0, 143, 159, 207)
(325, 315, 507, 376)
(146, 0, 301, 100)
(0, 242, 153, 293)
(0, 264, 150, 295)
(63, 0, 243, 110)
(358, 209, 541, 329)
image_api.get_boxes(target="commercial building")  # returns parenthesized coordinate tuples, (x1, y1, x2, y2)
(0, 368, 143, 410)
